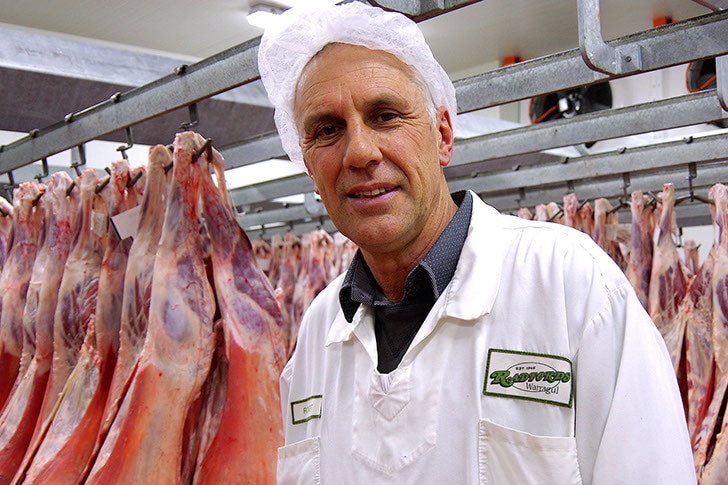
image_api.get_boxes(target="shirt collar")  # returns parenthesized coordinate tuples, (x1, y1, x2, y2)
(339, 190, 473, 322)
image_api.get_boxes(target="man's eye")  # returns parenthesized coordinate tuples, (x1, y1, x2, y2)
(315, 125, 340, 141)
(378, 112, 399, 123)
(320, 125, 338, 136)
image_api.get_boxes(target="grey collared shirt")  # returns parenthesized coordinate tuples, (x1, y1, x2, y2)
(338, 190, 473, 373)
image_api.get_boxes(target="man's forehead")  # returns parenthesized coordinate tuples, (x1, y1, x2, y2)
(294, 43, 416, 109)
(300, 43, 414, 84)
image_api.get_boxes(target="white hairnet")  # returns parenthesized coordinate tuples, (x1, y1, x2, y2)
(257, 0, 457, 169)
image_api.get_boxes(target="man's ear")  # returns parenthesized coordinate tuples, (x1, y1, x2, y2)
(437, 107, 454, 168)
(303, 159, 320, 194)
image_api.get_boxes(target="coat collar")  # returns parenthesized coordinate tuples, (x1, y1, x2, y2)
(326, 191, 506, 346)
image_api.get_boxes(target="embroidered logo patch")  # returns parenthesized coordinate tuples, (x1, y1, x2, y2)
(483, 349, 573, 408)
(291, 395, 323, 424)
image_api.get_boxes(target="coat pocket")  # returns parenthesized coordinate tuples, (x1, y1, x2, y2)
(277, 436, 321, 485)
(478, 420, 582, 485)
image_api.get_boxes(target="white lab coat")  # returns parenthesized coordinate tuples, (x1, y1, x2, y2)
(277, 193, 695, 485)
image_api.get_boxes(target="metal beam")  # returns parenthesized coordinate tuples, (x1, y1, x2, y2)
(237, 133, 728, 230)
(480, 163, 725, 215)
(454, 10, 728, 113)
(0, 36, 263, 176)
(218, 86, 728, 178)
(0, 24, 271, 109)
(0, 0, 478, 177)
(718, 55, 728, 111)
(449, 133, 728, 195)
(231, 173, 314, 208)
(371, 0, 480, 20)
(451, 90, 728, 168)
(220, 133, 285, 170)
(226, 91, 728, 205)
(577, 0, 642, 75)
(3, 9, 728, 179)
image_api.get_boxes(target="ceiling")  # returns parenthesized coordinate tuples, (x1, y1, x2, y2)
(0, 0, 714, 74)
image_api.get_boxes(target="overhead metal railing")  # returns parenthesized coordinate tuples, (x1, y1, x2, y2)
(2, 3, 728, 178)
(454, 9, 728, 113)
(238, 131, 728, 233)
(227, 90, 728, 207)
(0, 0, 482, 179)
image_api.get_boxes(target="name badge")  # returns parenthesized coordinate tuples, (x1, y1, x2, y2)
(291, 395, 323, 424)
(483, 349, 573, 408)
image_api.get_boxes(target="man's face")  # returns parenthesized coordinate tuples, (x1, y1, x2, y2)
(294, 43, 454, 255)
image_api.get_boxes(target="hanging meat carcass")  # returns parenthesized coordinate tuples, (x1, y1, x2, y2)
(0, 197, 12, 272)
(274, 232, 301, 356)
(578, 201, 594, 238)
(0, 173, 78, 483)
(684, 239, 700, 277)
(192, 134, 283, 483)
(534, 201, 562, 223)
(625, 191, 654, 310)
(253, 238, 274, 281)
(18, 161, 138, 484)
(648, 183, 689, 374)
(86, 133, 217, 484)
(516, 207, 533, 220)
(681, 243, 716, 462)
(333, 231, 357, 280)
(290, 230, 334, 353)
(89, 145, 170, 476)
(699, 183, 728, 483)
(267, 233, 284, 288)
(15, 169, 106, 482)
(593, 198, 626, 270)
(0, 182, 44, 413)
(563, 192, 580, 231)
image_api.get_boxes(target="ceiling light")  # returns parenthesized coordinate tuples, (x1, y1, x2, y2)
(247, 3, 285, 29)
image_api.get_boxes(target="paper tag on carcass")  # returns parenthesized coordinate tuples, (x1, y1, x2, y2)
(256, 258, 271, 272)
(111, 205, 142, 241)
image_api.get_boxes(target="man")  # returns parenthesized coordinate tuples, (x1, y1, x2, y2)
(258, 2, 696, 483)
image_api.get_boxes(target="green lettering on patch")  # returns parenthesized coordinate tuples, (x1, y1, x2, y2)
(483, 348, 573, 408)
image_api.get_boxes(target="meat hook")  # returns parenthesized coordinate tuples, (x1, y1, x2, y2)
(192, 138, 213, 164)
(34, 158, 49, 182)
(179, 103, 199, 131)
(71, 144, 87, 177)
(126, 169, 144, 188)
(116, 127, 134, 160)
(547, 206, 564, 222)
(95, 175, 111, 194)
(32, 190, 44, 207)
(675, 162, 713, 206)
(607, 197, 629, 215)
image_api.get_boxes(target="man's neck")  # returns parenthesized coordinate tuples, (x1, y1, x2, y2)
(360, 197, 458, 303)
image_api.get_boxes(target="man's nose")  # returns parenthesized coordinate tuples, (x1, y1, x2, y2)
(342, 123, 382, 169)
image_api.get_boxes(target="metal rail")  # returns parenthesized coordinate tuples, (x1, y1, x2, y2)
(227, 90, 728, 208)
(454, 9, 728, 114)
(237, 132, 728, 231)
(2, 8, 728, 179)
(0, 0, 479, 178)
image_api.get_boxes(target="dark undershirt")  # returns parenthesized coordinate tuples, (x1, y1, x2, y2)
(338, 190, 472, 373)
